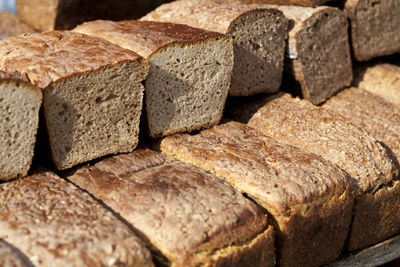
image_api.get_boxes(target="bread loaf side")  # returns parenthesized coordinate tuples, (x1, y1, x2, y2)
(0, 12, 36, 37)
(74, 20, 233, 138)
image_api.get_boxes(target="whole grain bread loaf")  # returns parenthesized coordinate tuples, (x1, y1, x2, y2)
(68, 149, 274, 267)
(0, 71, 41, 181)
(0, 12, 35, 38)
(344, 0, 400, 61)
(355, 63, 400, 105)
(0, 239, 33, 267)
(240, 93, 400, 251)
(16, 0, 173, 31)
(277, 5, 352, 104)
(0, 31, 148, 170)
(0, 170, 154, 267)
(160, 121, 353, 267)
(74, 20, 233, 138)
(142, 0, 288, 96)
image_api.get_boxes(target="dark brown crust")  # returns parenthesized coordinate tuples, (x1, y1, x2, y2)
(160, 121, 353, 266)
(68, 149, 272, 266)
(0, 170, 154, 267)
(74, 20, 227, 58)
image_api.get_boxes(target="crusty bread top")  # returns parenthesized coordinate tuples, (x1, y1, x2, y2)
(323, 87, 400, 161)
(0, 239, 32, 267)
(141, 0, 284, 34)
(0, 12, 36, 37)
(247, 93, 398, 193)
(0, 31, 143, 88)
(161, 121, 351, 216)
(0, 171, 153, 267)
(74, 20, 227, 58)
(68, 149, 267, 265)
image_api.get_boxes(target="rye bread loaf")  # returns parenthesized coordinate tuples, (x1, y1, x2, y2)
(355, 63, 400, 105)
(0, 71, 41, 181)
(67, 149, 274, 267)
(142, 0, 288, 96)
(276, 5, 352, 104)
(0, 31, 148, 170)
(160, 121, 353, 267)
(0, 12, 35, 38)
(16, 0, 173, 31)
(344, 0, 400, 61)
(240, 93, 400, 251)
(74, 20, 233, 138)
(0, 239, 33, 267)
(0, 170, 154, 267)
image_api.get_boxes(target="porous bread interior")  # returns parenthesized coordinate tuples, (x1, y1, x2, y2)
(0, 83, 41, 180)
(228, 10, 287, 96)
(296, 9, 351, 104)
(45, 62, 145, 170)
(145, 39, 232, 138)
(354, 0, 400, 60)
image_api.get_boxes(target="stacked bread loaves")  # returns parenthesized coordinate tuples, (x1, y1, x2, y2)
(0, 0, 399, 266)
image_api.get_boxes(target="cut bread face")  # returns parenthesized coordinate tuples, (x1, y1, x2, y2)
(0, 31, 147, 170)
(282, 6, 352, 104)
(0, 76, 41, 180)
(44, 62, 146, 169)
(345, 0, 400, 61)
(141, 1, 288, 96)
(74, 20, 233, 138)
(228, 9, 287, 96)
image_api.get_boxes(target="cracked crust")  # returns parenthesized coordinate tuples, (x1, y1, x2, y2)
(68, 149, 273, 266)
(160, 121, 353, 266)
(0, 171, 154, 267)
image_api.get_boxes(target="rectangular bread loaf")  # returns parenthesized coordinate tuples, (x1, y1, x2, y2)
(16, 0, 173, 31)
(0, 71, 41, 181)
(355, 63, 400, 105)
(67, 149, 275, 267)
(344, 0, 400, 61)
(74, 20, 233, 138)
(0, 31, 148, 170)
(142, 0, 288, 96)
(0, 170, 154, 267)
(160, 121, 353, 267)
(242, 93, 400, 251)
(276, 5, 352, 104)
(0, 12, 36, 37)
(0, 239, 33, 267)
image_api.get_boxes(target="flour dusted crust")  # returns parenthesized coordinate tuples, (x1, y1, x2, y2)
(160, 121, 353, 266)
(246, 93, 399, 251)
(0, 31, 142, 89)
(0, 239, 33, 267)
(68, 149, 274, 267)
(0, 171, 154, 267)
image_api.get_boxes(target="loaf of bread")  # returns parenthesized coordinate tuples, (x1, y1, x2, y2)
(242, 93, 400, 251)
(142, 0, 288, 96)
(231, 0, 337, 7)
(68, 149, 274, 267)
(355, 63, 400, 105)
(277, 5, 352, 104)
(16, 0, 173, 31)
(0, 239, 33, 267)
(74, 20, 233, 138)
(0, 31, 148, 170)
(344, 0, 400, 61)
(0, 12, 35, 38)
(0, 170, 154, 267)
(0, 71, 41, 181)
(160, 121, 353, 267)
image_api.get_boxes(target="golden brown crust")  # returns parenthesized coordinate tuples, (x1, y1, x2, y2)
(68, 149, 271, 266)
(0, 170, 154, 267)
(74, 20, 226, 58)
(160, 121, 353, 266)
(0, 12, 36, 37)
(0, 31, 143, 89)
